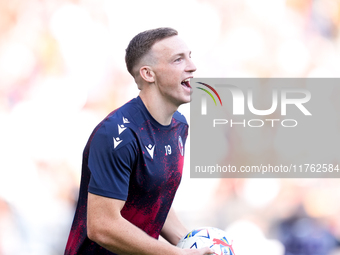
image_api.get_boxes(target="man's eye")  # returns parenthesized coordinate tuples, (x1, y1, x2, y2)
(175, 58, 182, 62)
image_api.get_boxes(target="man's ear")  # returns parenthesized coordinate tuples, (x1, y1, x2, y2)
(139, 66, 155, 83)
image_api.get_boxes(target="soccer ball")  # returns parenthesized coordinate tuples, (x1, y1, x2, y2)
(177, 227, 235, 255)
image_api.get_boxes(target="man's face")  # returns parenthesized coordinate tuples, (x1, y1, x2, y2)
(150, 35, 196, 107)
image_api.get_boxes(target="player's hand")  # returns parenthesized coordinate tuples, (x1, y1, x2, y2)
(182, 247, 215, 254)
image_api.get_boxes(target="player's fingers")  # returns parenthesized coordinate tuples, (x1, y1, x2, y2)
(198, 247, 215, 254)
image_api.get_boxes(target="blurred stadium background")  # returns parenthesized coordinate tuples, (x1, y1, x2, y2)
(1, 0, 340, 254)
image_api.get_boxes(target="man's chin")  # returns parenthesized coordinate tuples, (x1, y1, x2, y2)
(178, 97, 191, 106)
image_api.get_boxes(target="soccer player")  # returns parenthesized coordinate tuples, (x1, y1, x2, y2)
(65, 27, 213, 255)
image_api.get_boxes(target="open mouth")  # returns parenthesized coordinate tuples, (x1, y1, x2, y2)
(181, 78, 191, 88)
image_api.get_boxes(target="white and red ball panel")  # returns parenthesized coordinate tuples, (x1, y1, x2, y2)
(177, 227, 235, 255)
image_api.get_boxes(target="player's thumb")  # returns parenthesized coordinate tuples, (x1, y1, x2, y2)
(199, 247, 215, 254)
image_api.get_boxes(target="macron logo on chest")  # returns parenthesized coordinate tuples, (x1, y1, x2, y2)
(145, 144, 155, 159)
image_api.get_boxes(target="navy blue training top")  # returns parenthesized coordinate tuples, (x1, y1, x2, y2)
(65, 96, 189, 255)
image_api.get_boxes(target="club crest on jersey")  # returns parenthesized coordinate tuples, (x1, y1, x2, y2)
(113, 137, 123, 149)
(178, 136, 184, 156)
(145, 144, 155, 159)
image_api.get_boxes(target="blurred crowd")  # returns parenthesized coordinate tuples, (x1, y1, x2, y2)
(1, 0, 340, 254)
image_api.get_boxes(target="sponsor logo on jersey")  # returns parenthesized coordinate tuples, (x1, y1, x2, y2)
(113, 137, 123, 149)
(145, 144, 155, 159)
(178, 136, 184, 156)
(123, 117, 130, 124)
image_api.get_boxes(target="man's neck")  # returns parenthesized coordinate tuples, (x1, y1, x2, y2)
(139, 92, 177, 126)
